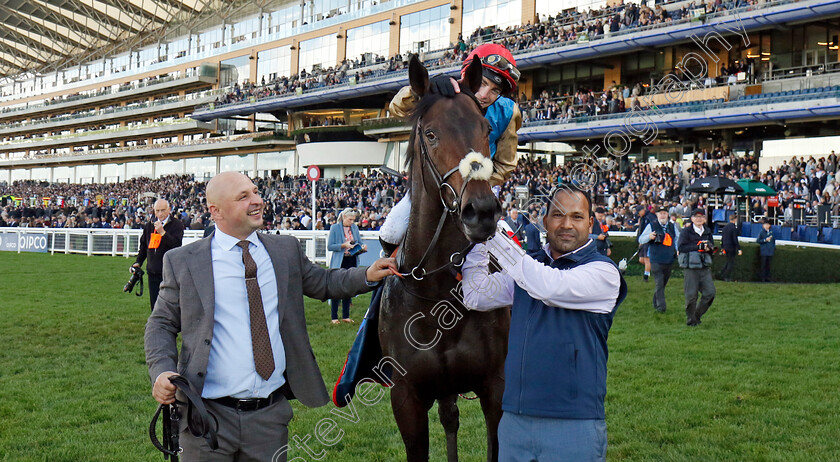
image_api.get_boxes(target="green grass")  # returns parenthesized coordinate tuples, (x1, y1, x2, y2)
(0, 252, 838, 461)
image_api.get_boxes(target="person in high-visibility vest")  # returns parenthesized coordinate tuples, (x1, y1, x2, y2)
(638, 205, 680, 313)
(591, 207, 612, 256)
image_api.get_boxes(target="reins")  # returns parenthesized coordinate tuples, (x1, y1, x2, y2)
(150, 375, 219, 460)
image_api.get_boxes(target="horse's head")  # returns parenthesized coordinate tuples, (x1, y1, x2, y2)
(407, 56, 503, 242)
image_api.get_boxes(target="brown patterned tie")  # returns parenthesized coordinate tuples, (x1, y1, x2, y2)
(236, 240, 275, 381)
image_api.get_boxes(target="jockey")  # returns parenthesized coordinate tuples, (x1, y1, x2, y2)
(380, 43, 522, 255)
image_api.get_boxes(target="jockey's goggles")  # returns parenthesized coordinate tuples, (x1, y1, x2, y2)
(482, 54, 520, 82)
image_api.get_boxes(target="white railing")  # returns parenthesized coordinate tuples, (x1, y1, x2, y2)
(0, 228, 385, 265)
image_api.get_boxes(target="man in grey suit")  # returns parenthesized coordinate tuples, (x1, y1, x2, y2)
(145, 172, 397, 462)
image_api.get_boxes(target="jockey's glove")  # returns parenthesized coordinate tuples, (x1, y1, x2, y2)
(429, 74, 457, 97)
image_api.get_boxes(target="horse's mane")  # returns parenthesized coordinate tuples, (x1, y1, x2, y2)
(403, 89, 480, 182)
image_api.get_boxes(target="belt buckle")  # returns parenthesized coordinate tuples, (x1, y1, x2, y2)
(235, 398, 261, 412)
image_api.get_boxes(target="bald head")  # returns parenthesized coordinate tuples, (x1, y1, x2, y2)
(153, 199, 171, 222)
(207, 171, 264, 239)
(206, 171, 248, 207)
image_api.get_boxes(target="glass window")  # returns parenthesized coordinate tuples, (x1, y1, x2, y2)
(305, 0, 348, 25)
(126, 161, 153, 179)
(299, 34, 338, 74)
(220, 55, 251, 87)
(100, 164, 122, 183)
(155, 159, 184, 178)
(220, 154, 256, 175)
(257, 151, 294, 174)
(258, 46, 292, 84)
(346, 21, 390, 64)
(536, 0, 606, 19)
(400, 5, 450, 55)
(76, 165, 98, 183)
(53, 166, 73, 183)
(463, 0, 522, 38)
(31, 168, 50, 181)
(10, 169, 28, 182)
(185, 157, 218, 180)
(268, 4, 301, 36)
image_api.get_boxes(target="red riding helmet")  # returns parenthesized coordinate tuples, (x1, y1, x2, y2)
(462, 43, 520, 96)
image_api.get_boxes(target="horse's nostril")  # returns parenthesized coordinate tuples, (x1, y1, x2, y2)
(462, 203, 478, 225)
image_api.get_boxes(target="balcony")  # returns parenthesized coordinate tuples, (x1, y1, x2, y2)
(0, 75, 217, 123)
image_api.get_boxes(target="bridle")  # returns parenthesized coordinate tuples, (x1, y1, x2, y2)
(397, 109, 492, 281)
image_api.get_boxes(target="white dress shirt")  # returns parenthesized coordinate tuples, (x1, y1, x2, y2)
(462, 235, 620, 314)
(202, 228, 286, 399)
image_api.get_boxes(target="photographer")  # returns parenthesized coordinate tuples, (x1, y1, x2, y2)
(678, 209, 716, 326)
(327, 208, 366, 324)
(638, 206, 679, 313)
(591, 207, 612, 256)
(719, 213, 741, 281)
(756, 219, 775, 282)
(133, 199, 184, 310)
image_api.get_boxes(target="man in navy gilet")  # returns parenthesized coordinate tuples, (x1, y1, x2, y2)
(638, 205, 679, 313)
(462, 183, 627, 462)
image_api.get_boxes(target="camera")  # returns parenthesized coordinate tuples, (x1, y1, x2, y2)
(697, 240, 718, 254)
(124, 266, 145, 296)
(653, 232, 666, 245)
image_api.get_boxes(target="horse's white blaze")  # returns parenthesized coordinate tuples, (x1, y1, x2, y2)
(458, 151, 493, 182)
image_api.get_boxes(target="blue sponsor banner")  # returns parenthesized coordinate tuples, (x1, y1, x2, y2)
(0, 233, 49, 253)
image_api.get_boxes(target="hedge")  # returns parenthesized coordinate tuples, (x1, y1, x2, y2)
(607, 236, 840, 284)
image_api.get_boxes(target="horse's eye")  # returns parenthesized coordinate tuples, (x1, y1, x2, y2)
(425, 129, 437, 141)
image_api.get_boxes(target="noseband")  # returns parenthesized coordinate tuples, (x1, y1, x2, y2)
(399, 113, 494, 281)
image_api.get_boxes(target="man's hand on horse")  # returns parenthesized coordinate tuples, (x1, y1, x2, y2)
(429, 75, 460, 97)
(153, 371, 179, 405)
(486, 229, 526, 269)
(366, 257, 400, 282)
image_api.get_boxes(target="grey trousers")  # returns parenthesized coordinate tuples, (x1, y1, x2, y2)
(650, 262, 673, 312)
(684, 267, 716, 324)
(179, 396, 294, 462)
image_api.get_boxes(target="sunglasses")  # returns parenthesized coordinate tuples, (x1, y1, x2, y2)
(481, 54, 521, 82)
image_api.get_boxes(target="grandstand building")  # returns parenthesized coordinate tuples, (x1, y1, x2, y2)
(2, 0, 840, 185)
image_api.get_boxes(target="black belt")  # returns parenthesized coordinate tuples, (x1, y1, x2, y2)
(210, 385, 286, 412)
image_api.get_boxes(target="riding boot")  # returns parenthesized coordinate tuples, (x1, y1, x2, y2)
(380, 237, 399, 258)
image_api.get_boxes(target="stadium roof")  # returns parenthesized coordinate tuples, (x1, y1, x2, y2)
(0, 0, 287, 82)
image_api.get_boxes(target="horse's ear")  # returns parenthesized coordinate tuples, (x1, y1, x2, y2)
(463, 56, 483, 94)
(409, 55, 429, 98)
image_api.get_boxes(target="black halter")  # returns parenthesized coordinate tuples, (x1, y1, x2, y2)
(397, 116, 477, 281)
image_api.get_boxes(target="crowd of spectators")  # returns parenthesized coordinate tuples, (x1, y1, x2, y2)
(0, 172, 408, 233)
(3, 150, 837, 234)
(210, 0, 772, 110)
(493, 150, 839, 231)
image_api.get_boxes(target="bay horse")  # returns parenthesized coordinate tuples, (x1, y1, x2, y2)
(379, 56, 510, 462)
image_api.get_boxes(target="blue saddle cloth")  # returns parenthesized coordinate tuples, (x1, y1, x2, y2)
(332, 284, 388, 407)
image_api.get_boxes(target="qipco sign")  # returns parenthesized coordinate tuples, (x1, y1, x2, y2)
(13, 234, 49, 253)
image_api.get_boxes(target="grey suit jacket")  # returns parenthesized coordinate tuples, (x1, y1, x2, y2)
(144, 232, 373, 408)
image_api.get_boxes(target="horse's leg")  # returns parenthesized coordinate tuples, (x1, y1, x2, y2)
(437, 394, 460, 462)
(391, 383, 434, 462)
(477, 379, 505, 462)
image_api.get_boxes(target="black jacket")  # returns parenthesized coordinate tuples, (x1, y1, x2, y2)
(721, 222, 740, 252)
(678, 224, 715, 269)
(135, 217, 184, 275)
